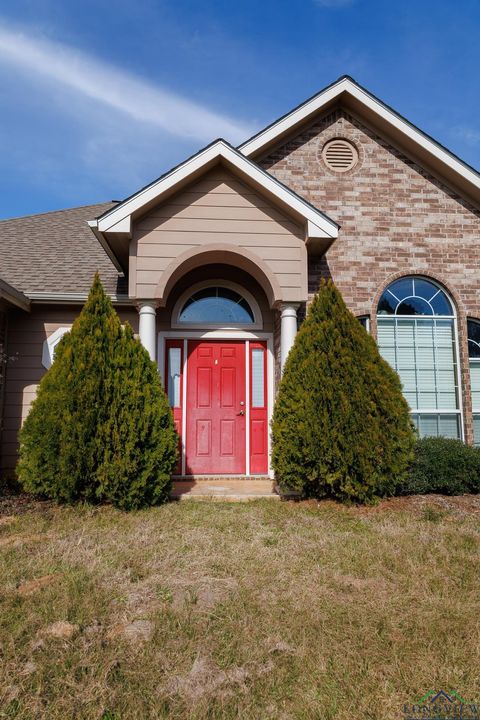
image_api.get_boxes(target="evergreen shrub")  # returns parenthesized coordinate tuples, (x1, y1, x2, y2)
(399, 436, 480, 496)
(18, 274, 178, 509)
(271, 280, 415, 502)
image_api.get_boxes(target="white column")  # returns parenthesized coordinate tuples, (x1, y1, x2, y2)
(280, 303, 299, 372)
(138, 302, 157, 361)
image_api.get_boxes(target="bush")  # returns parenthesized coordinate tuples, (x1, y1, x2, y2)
(398, 436, 480, 496)
(18, 274, 178, 509)
(272, 280, 416, 503)
(94, 323, 178, 509)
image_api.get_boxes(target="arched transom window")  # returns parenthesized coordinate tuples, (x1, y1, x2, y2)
(468, 319, 480, 446)
(377, 277, 462, 440)
(377, 276, 453, 316)
(177, 286, 256, 326)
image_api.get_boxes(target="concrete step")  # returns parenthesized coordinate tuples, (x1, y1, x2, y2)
(171, 477, 279, 501)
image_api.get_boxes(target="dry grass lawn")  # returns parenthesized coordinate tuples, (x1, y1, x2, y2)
(0, 494, 479, 719)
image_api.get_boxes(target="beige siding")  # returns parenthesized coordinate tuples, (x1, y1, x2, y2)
(1, 305, 139, 472)
(131, 168, 307, 301)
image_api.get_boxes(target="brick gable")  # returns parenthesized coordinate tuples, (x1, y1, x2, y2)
(260, 109, 480, 442)
(261, 110, 480, 310)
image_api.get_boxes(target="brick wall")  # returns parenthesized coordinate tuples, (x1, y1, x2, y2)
(261, 109, 480, 442)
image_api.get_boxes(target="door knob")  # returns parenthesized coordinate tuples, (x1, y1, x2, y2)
(237, 410, 245, 416)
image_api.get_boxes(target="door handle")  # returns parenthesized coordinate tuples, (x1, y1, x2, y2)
(237, 410, 245, 416)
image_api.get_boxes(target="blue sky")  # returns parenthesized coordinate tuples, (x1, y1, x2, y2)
(0, 0, 479, 218)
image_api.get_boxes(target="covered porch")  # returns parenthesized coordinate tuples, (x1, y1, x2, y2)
(88, 139, 338, 485)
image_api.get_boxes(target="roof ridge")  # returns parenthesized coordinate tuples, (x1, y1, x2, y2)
(238, 76, 480, 190)
(94, 138, 339, 238)
(0, 200, 118, 223)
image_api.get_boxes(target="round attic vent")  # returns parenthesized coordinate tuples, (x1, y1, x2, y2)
(322, 138, 358, 173)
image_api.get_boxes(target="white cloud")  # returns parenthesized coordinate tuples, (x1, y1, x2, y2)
(0, 22, 254, 144)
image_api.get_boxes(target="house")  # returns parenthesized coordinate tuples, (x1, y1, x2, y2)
(2, 76, 480, 485)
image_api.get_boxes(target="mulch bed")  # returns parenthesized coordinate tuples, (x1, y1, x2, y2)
(0, 493, 54, 517)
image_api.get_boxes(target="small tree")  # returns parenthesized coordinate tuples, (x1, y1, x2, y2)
(272, 280, 415, 503)
(18, 274, 178, 509)
(95, 323, 178, 509)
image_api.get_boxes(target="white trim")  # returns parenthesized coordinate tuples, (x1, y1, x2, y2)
(357, 315, 370, 333)
(171, 279, 263, 330)
(239, 77, 480, 202)
(27, 292, 131, 305)
(381, 276, 455, 317)
(91, 140, 338, 241)
(267, 337, 274, 474)
(181, 339, 188, 477)
(42, 326, 71, 369)
(158, 329, 274, 478)
(245, 339, 250, 476)
(88, 224, 124, 273)
(453, 312, 465, 441)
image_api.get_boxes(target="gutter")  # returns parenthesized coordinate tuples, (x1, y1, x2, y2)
(26, 292, 132, 305)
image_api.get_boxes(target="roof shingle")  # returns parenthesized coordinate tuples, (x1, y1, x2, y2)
(0, 202, 126, 296)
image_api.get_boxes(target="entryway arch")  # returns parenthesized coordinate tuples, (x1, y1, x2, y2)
(158, 264, 274, 478)
(155, 244, 284, 310)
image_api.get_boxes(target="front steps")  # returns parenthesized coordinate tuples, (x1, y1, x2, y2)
(171, 477, 279, 501)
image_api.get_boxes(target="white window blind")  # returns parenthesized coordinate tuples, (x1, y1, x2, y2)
(168, 347, 181, 408)
(251, 349, 265, 408)
(470, 363, 480, 412)
(470, 362, 480, 446)
(377, 317, 460, 439)
(474, 416, 480, 447)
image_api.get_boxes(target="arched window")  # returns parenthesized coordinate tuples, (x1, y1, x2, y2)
(468, 319, 480, 446)
(377, 277, 461, 439)
(177, 286, 255, 325)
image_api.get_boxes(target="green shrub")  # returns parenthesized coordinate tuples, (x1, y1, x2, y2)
(398, 436, 480, 496)
(18, 274, 178, 509)
(94, 323, 178, 509)
(272, 280, 415, 503)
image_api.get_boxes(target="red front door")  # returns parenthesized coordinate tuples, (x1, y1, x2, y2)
(186, 341, 246, 474)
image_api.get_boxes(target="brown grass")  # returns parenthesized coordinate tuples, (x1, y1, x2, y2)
(0, 495, 479, 719)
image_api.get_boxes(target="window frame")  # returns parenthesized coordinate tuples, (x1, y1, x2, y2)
(171, 279, 263, 330)
(376, 277, 464, 441)
(468, 318, 480, 446)
(357, 315, 370, 332)
(377, 276, 454, 317)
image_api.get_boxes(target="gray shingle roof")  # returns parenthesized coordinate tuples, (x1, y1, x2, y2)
(0, 202, 127, 297)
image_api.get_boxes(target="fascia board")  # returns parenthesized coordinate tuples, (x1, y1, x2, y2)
(94, 141, 338, 239)
(240, 79, 480, 196)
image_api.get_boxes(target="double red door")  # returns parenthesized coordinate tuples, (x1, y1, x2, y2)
(165, 339, 268, 475)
